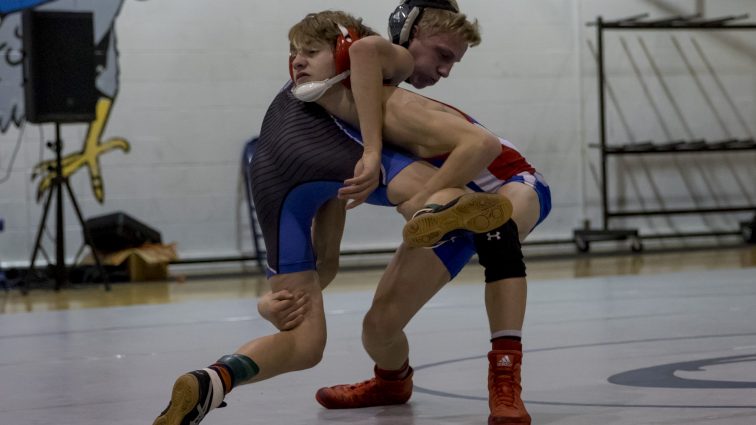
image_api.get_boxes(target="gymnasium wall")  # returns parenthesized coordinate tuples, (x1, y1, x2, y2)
(0, 0, 754, 265)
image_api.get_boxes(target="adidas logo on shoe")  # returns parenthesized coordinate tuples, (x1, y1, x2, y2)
(496, 355, 512, 368)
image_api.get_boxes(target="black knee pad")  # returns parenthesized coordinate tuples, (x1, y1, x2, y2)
(473, 219, 526, 283)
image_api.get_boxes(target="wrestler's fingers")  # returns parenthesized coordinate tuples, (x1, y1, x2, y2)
(270, 289, 294, 301)
(343, 172, 372, 186)
(280, 292, 309, 315)
(340, 184, 372, 199)
(337, 184, 362, 197)
(340, 175, 378, 194)
(282, 314, 305, 331)
(280, 301, 309, 330)
(287, 302, 308, 321)
(348, 179, 379, 208)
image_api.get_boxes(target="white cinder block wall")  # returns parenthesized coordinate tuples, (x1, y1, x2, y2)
(0, 0, 754, 265)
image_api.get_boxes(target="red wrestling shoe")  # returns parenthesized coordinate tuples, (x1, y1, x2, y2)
(488, 350, 531, 424)
(315, 366, 413, 409)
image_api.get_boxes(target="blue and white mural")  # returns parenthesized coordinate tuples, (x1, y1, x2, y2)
(1, 0, 137, 203)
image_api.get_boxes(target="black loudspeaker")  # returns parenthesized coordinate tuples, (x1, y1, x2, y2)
(22, 10, 97, 123)
(84, 212, 162, 254)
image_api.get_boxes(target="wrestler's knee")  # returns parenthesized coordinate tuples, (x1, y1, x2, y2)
(298, 344, 325, 369)
(474, 219, 526, 283)
(291, 321, 327, 369)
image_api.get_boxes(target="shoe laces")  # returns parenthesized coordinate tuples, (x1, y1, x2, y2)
(491, 371, 516, 406)
(328, 378, 378, 404)
(345, 377, 376, 392)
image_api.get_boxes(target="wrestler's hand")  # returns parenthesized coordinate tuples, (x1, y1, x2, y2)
(339, 151, 381, 210)
(257, 289, 310, 331)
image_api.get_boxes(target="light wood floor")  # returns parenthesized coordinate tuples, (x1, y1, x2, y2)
(2, 244, 754, 314)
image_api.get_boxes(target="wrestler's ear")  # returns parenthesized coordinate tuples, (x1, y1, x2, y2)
(409, 24, 422, 42)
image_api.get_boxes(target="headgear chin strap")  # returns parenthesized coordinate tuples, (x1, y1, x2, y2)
(388, 0, 459, 47)
(291, 70, 351, 102)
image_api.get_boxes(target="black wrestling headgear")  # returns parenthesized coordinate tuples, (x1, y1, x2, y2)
(387, 0, 459, 47)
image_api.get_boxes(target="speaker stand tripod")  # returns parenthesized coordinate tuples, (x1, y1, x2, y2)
(22, 123, 110, 294)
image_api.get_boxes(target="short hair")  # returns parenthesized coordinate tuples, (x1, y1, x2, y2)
(416, 5, 481, 47)
(289, 10, 378, 51)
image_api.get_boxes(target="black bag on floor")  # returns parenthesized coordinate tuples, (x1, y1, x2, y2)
(84, 212, 162, 254)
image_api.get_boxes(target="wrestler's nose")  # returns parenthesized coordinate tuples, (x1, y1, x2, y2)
(438, 63, 452, 78)
(291, 53, 306, 70)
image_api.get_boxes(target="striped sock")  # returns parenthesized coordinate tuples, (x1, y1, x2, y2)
(214, 354, 260, 392)
(208, 363, 234, 395)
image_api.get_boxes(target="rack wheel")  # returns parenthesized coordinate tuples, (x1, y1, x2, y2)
(575, 236, 590, 253)
(630, 237, 643, 252)
(742, 224, 753, 243)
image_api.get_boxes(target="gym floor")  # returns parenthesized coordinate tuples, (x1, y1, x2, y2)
(1, 244, 755, 425)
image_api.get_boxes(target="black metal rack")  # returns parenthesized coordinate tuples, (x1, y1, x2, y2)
(575, 13, 756, 252)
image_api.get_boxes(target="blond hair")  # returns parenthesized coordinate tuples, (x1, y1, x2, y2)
(289, 10, 378, 51)
(416, 4, 481, 47)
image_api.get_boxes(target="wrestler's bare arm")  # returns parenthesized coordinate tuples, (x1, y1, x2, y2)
(349, 36, 414, 154)
(340, 36, 415, 209)
(381, 91, 501, 202)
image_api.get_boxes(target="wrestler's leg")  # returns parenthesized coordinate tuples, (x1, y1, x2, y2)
(154, 270, 328, 425)
(315, 242, 453, 409)
(236, 271, 328, 381)
(364, 159, 453, 368)
(384, 160, 444, 212)
(484, 182, 540, 333)
(481, 181, 540, 425)
(257, 199, 346, 331)
(362, 244, 450, 370)
(154, 181, 335, 424)
(390, 163, 513, 249)
(316, 161, 476, 409)
(313, 198, 348, 288)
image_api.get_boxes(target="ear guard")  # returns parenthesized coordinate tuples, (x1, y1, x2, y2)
(388, 0, 459, 47)
(333, 24, 359, 88)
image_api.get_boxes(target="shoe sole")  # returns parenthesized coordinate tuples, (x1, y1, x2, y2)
(488, 414, 532, 425)
(403, 193, 513, 248)
(153, 374, 200, 425)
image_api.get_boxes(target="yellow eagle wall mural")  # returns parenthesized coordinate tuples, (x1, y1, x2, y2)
(0, 0, 137, 203)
